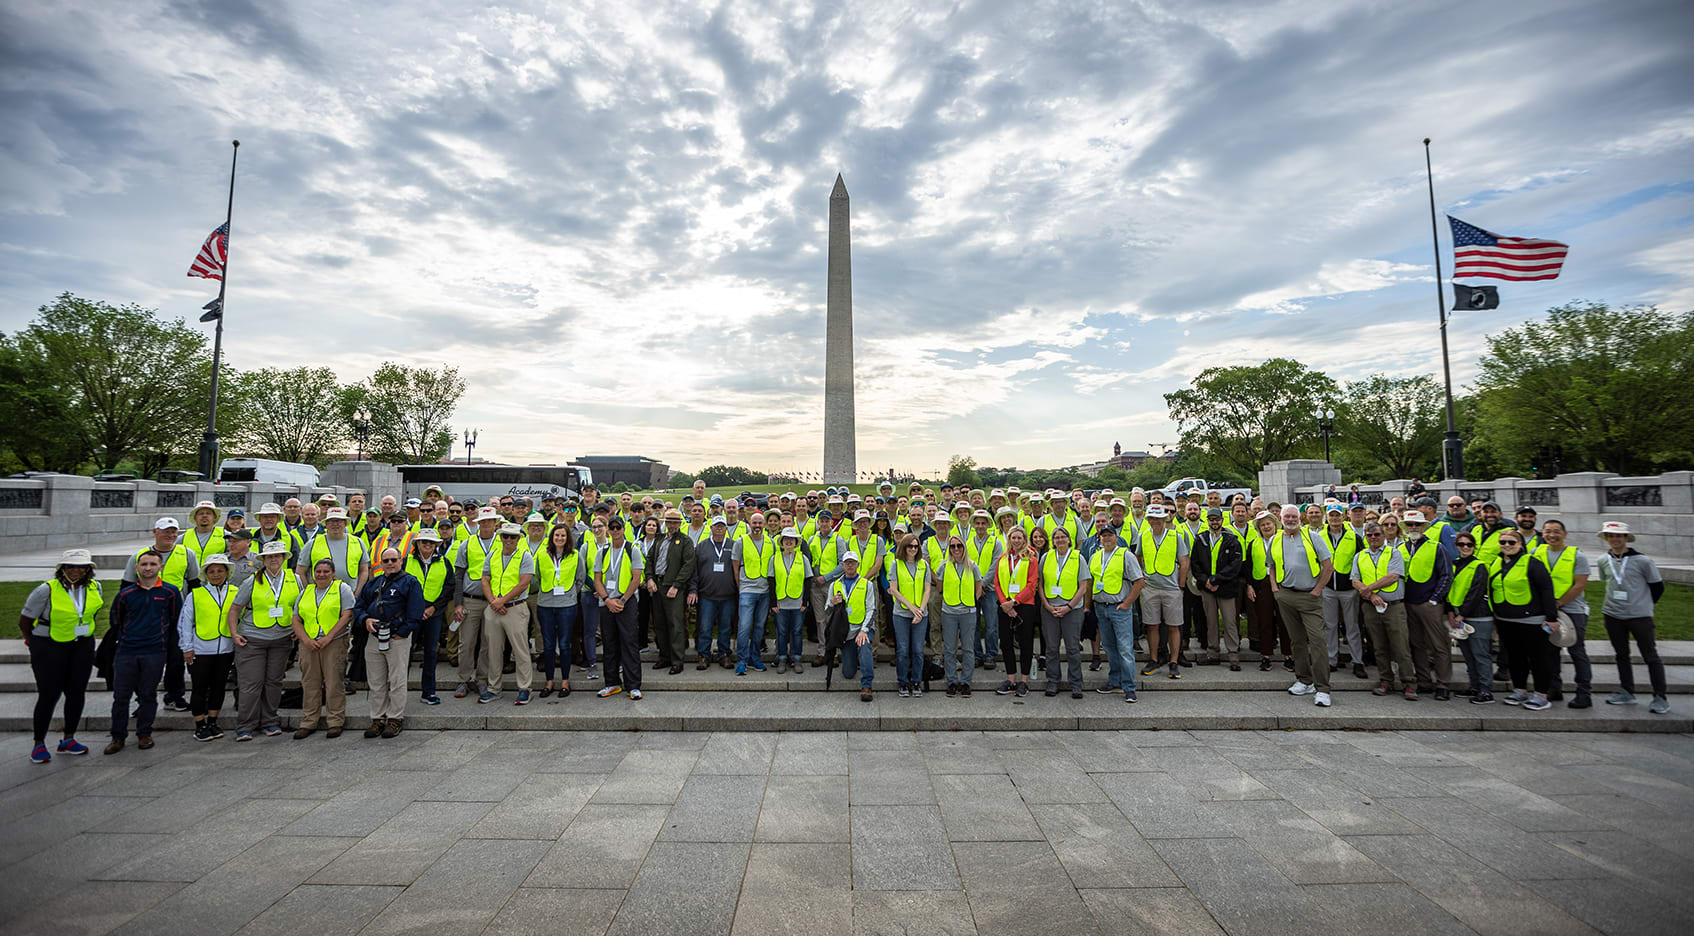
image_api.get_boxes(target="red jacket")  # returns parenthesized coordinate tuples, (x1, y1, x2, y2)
(994, 551, 1039, 605)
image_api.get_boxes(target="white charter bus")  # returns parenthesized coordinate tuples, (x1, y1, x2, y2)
(397, 464, 592, 504)
(216, 457, 321, 486)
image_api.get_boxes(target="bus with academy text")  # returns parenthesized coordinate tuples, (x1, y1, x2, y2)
(397, 464, 592, 504)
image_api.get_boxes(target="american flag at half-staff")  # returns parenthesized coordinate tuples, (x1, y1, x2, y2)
(1448, 216, 1568, 282)
(188, 222, 229, 280)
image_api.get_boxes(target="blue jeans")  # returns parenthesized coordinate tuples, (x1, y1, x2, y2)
(840, 630, 875, 689)
(975, 592, 1000, 660)
(537, 604, 578, 682)
(892, 613, 925, 687)
(941, 609, 976, 685)
(1096, 604, 1137, 692)
(110, 648, 165, 741)
(737, 591, 772, 666)
(775, 608, 806, 660)
(1459, 617, 1494, 693)
(417, 612, 442, 697)
(698, 598, 733, 657)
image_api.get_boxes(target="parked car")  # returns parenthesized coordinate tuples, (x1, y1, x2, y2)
(1160, 477, 1253, 504)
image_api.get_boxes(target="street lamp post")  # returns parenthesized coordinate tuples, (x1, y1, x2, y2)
(352, 410, 370, 461)
(463, 428, 478, 465)
(1317, 408, 1336, 463)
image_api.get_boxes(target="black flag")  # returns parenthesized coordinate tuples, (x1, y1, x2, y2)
(198, 297, 223, 322)
(1453, 284, 1499, 311)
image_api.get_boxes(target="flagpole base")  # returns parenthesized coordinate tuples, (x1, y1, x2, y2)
(1442, 432, 1464, 482)
(198, 433, 220, 480)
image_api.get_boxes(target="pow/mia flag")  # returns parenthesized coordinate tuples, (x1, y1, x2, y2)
(1453, 284, 1499, 311)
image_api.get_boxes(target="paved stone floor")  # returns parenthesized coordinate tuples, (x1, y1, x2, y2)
(2, 728, 1691, 936)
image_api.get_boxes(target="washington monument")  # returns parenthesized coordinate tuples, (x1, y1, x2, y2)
(823, 173, 857, 484)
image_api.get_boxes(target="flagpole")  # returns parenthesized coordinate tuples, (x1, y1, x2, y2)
(1424, 138, 1464, 481)
(197, 139, 239, 480)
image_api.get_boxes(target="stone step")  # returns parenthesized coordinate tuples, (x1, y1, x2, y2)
(4, 659, 1690, 694)
(5, 687, 1685, 734)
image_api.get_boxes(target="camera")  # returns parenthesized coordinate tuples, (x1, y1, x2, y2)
(376, 622, 391, 652)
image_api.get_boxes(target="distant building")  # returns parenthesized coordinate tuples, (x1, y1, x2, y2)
(1074, 449, 1178, 477)
(573, 455, 669, 488)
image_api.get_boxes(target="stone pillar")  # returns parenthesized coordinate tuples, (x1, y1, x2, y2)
(822, 174, 857, 485)
(1257, 460, 1341, 506)
(1556, 472, 1615, 516)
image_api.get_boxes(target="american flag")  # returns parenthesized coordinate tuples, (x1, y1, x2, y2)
(187, 222, 228, 280)
(1449, 216, 1567, 282)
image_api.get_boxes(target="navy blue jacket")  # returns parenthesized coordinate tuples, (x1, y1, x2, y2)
(354, 572, 426, 639)
(110, 581, 183, 652)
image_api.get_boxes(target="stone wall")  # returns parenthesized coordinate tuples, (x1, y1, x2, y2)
(1257, 460, 1342, 505)
(318, 460, 403, 503)
(1294, 469, 1694, 561)
(0, 474, 364, 554)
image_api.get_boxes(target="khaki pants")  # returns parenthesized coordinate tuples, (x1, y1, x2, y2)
(1275, 589, 1329, 691)
(808, 580, 830, 659)
(1140, 587, 1183, 629)
(456, 595, 492, 687)
(1406, 600, 1452, 688)
(1199, 591, 1240, 662)
(1363, 600, 1414, 690)
(365, 633, 411, 722)
(925, 589, 944, 657)
(298, 636, 348, 729)
(235, 635, 291, 732)
(483, 601, 533, 692)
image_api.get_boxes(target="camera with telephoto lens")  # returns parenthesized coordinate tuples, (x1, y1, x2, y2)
(376, 621, 391, 652)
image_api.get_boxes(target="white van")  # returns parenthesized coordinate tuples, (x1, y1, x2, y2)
(216, 458, 321, 486)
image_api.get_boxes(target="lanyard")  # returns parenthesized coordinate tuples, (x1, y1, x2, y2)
(1610, 554, 1629, 585)
(69, 584, 86, 618)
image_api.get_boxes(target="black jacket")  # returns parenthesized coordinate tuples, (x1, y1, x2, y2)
(1191, 529, 1242, 599)
(355, 572, 426, 639)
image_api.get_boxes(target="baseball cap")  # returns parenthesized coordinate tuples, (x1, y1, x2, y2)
(154, 517, 180, 531)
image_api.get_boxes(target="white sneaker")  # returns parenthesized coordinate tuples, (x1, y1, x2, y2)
(1288, 681, 1315, 696)
(1314, 691, 1331, 707)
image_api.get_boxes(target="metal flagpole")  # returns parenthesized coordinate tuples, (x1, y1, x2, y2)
(198, 139, 239, 479)
(1424, 138, 1464, 480)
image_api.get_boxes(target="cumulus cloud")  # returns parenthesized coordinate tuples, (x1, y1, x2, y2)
(1, 0, 1690, 474)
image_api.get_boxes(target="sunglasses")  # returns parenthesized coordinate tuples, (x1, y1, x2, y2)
(382, 557, 401, 564)
(500, 534, 520, 539)
(1456, 541, 1475, 548)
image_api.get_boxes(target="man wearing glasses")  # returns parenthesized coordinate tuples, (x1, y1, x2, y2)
(479, 523, 536, 704)
(355, 547, 425, 737)
(1352, 521, 1415, 699)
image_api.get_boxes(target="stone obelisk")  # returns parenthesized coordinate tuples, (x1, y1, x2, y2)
(823, 173, 857, 485)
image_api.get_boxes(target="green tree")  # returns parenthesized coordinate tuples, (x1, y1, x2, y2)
(229, 366, 346, 465)
(343, 362, 465, 463)
(668, 471, 696, 488)
(1164, 358, 1337, 480)
(697, 464, 763, 487)
(1095, 466, 1131, 486)
(947, 454, 981, 488)
(1473, 302, 1694, 475)
(1335, 374, 1445, 480)
(0, 293, 219, 472)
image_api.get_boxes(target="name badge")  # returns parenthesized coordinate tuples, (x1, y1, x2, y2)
(551, 585, 565, 596)
(713, 562, 726, 573)
(1613, 589, 1628, 602)
(268, 606, 285, 619)
(1047, 585, 1060, 598)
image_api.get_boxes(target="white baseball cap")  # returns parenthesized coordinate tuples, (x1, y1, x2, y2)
(154, 517, 181, 531)
(841, 551, 860, 564)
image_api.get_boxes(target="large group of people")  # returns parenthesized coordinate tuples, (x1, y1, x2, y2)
(18, 478, 1671, 762)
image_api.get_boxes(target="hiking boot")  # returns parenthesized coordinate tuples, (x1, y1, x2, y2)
(293, 726, 315, 740)
(1353, 663, 1368, 679)
(137, 736, 154, 750)
(103, 739, 124, 755)
(381, 721, 402, 738)
(364, 720, 386, 738)
(1568, 692, 1592, 709)
(860, 688, 873, 702)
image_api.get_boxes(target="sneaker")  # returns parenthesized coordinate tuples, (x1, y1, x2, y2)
(515, 689, 531, 705)
(235, 730, 253, 742)
(204, 720, 224, 740)
(478, 690, 498, 704)
(1403, 685, 1418, 701)
(946, 684, 958, 698)
(1606, 690, 1638, 706)
(56, 738, 89, 755)
(30, 745, 49, 764)
(1015, 683, 1028, 698)
(1169, 666, 1182, 680)
(630, 688, 644, 701)
(1124, 690, 1137, 703)
(960, 685, 972, 698)
(899, 686, 911, 698)
(1650, 696, 1671, 714)
(751, 660, 767, 672)
(1259, 659, 1272, 672)
(261, 725, 282, 737)
(1141, 663, 1164, 676)
(586, 667, 601, 680)
(1470, 691, 1495, 704)
(1288, 681, 1315, 696)
(1283, 658, 1296, 672)
(165, 697, 190, 712)
(1229, 663, 1242, 671)
(1095, 685, 1117, 694)
(421, 694, 441, 706)
(1045, 686, 1058, 697)
(1502, 690, 1529, 706)
(1567, 693, 1592, 709)
(597, 685, 623, 698)
(1523, 694, 1551, 712)
(1372, 683, 1389, 696)
(996, 680, 1016, 696)
(1071, 689, 1083, 699)
(735, 665, 747, 677)
(912, 686, 924, 698)
(792, 661, 804, 675)
(454, 682, 472, 699)
(1314, 691, 1331, 707)
(1434, 688, 1451, 701)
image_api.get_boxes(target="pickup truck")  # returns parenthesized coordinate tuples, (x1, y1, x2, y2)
(1160, 477, 1252, 504)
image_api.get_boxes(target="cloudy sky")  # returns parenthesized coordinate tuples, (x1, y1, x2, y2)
(3, 0, 1691, 476)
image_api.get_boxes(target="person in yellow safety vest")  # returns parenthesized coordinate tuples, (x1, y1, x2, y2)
(1398, 511, 1455, 699)
(226, 540, 298, 740)
(370, 513, 414, 577)
(184, 500, 226, 563)
(1021, 492, 1048, 537)
(827, 551, 878, 702)
(480, 522, 537, 704)
(771, 527, 815, 674)
(178, 553, 238, 743)
(1512, 506, 1543, 553)
(1486, 529, 1561, 710)
(1321, 505, 1368, 680)
(937, 535, 985, 695)
(450, 507, 504, 699)
(291, 557, 354, 739)
(1136, 505, 1191, 679)
(222, 507, 247, 538)
(685, 502, 711, 544)
(532, 524, 581, 698)
(121, 517, 201, 714)
(1353, 520, 1415, 698)
(404, 528, 455, 705)
(1269, 505, 1335, 707)
(966, 509, 1004, 670)
(732, 511, 777, 675)
(593, 515, 646, 698)
(1471, 501, 1512, 563)
(20, 548, 103, 763)
(805, 511, 849, 666)
(346, 493, 368, 537)
(1533, 519, 1593, 707)
(1446, 530, 1495, 702)
(1039, 527, 1090, 698)
(885, 533, 931, 696)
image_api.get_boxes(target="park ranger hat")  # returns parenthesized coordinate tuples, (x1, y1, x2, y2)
(663, 508, 683, 521)
(201, 552, 233, 568)
(259, 540, 288, 557)
(416, 528, 441, 542)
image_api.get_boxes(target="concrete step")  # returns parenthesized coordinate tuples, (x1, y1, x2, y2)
(6, 687, 1686, 734)
(4, 659, 1692, 695)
